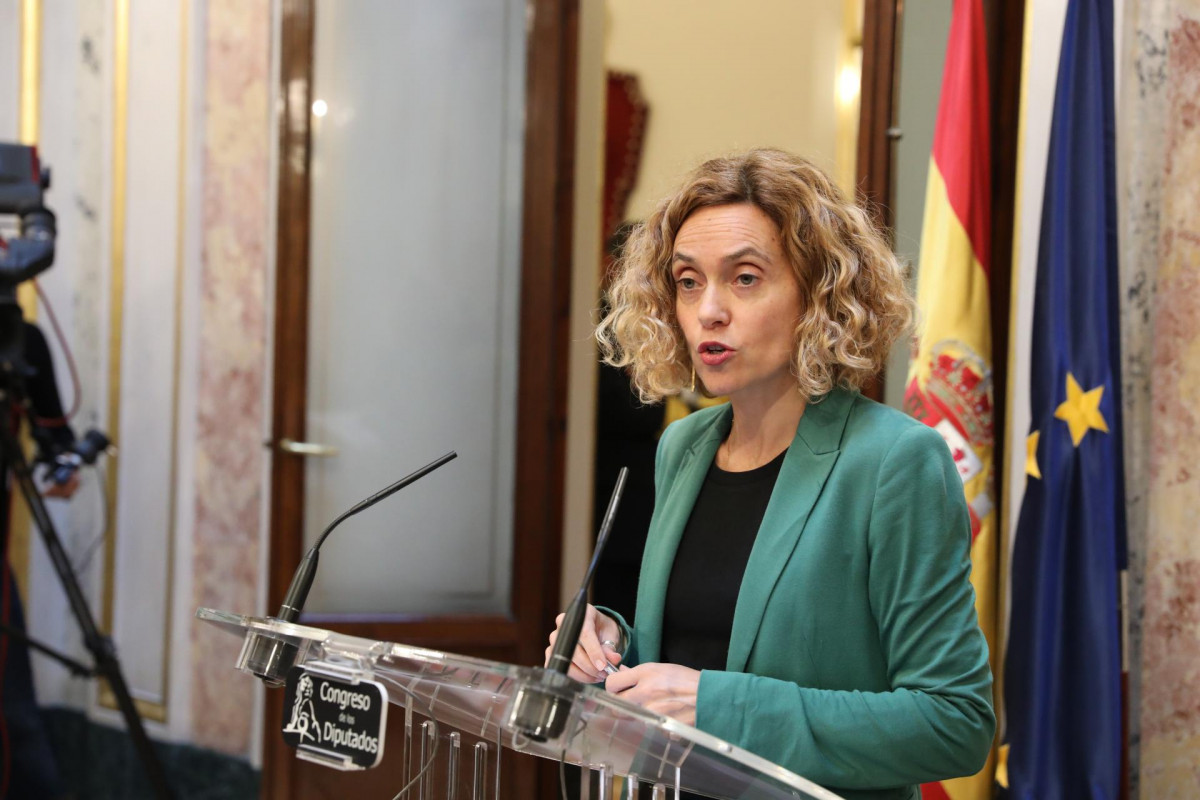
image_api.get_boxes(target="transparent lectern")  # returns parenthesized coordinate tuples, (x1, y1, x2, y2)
(198, 608, 842, 800)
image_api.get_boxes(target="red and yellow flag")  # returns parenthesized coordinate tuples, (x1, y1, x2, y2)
(902, 2, 997, 799)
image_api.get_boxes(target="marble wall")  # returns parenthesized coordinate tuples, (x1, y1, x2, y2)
(1118, 1, 1169, 791)
(188, 0, 272, 755)
(1128, 3, 1200, 795)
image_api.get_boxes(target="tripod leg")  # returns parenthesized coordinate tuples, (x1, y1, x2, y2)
(1, 425, 174, 799)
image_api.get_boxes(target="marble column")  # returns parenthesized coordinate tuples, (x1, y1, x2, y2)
(1125, 2, 1200, 796)
(189, 0, 271, 755)
(1118, 0, 1170, 792)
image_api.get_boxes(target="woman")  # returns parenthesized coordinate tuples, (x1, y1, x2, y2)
(547, 150, 994, 799)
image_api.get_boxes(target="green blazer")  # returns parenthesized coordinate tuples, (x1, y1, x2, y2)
(608, 388, 994, 800)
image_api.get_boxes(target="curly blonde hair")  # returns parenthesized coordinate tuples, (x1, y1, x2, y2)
(596, 149, 915, 403)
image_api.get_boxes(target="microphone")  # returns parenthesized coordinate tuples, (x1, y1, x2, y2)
(277, 450, 458, 622)
(545, 466, 628, 674)
(506, 466, 628, 742)
(246, 450, 458, 686)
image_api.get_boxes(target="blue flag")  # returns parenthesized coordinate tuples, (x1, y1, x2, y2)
(1004, 0, 1126, 797)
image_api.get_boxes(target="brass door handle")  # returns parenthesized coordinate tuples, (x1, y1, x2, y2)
(276, 437, 339, 457)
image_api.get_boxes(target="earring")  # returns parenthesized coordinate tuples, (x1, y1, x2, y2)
(690, 365, 696, 393)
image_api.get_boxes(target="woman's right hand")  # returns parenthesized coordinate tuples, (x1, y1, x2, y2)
(545, 604, 624, 683)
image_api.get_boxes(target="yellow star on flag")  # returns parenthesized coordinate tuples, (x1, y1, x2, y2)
(1026, 431, 1042, 479)
(1054, 372, 1109, 446)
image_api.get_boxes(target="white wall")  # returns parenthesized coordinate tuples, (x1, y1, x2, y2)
(561, 0, 606, 608)
(884, 3, 953, 411)
(0, 1, 17, 140)
(606, 0, 845, 220)
(19, 0, 204, 743)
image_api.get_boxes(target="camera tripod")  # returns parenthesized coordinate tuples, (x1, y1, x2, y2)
(0, 366, 173, 799)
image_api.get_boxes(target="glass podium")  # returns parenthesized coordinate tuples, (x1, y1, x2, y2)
(198, 608, 843, 800)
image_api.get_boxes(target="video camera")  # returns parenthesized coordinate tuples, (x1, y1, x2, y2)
(0, 142, 108, 486)
(0, 142, 55, 288)
(0, 142, 55, 365)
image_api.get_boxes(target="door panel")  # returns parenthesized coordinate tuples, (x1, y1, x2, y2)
(265, 0, 577, 796)
(303, 0, 524, 617)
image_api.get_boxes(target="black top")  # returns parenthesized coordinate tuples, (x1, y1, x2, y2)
(660, 448, 787, 671)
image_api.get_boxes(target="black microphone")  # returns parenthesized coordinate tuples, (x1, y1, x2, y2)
(247, 450, 457, 686)
(546, 466, 628, 674)
(506, 466, 628, 742)
(277, 450, 458, 622)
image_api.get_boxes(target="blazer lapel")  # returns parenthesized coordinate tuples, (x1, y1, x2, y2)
(634, 407, 730, 663)
(725, 388, 857, 673)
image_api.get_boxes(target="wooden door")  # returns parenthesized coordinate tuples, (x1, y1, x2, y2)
(262, 1, 577, 797)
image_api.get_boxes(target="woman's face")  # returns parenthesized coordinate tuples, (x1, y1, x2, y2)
(671, 203, 803, 405)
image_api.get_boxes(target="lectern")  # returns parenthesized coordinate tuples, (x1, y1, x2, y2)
(198, 608, 842, 799)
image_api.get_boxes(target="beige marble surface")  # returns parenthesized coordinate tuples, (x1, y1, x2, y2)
(188, 0, 271, 755)
(1119, 0, 1170, 791)
(1138, 6, 1200, 797)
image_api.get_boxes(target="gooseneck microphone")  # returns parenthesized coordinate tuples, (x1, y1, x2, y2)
(277, 450, 458, 622)
(247, 450, 457, 686)
(545, 466, 628, 674)
(507, 467, 628, 742)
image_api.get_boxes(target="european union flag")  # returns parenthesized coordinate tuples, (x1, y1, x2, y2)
(1004, 0, 1126, 798)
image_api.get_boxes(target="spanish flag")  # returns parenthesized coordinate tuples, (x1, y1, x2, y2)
(902, 2, 997, 799)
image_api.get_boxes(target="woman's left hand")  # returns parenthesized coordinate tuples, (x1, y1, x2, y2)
(604, 663, 700, 726)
